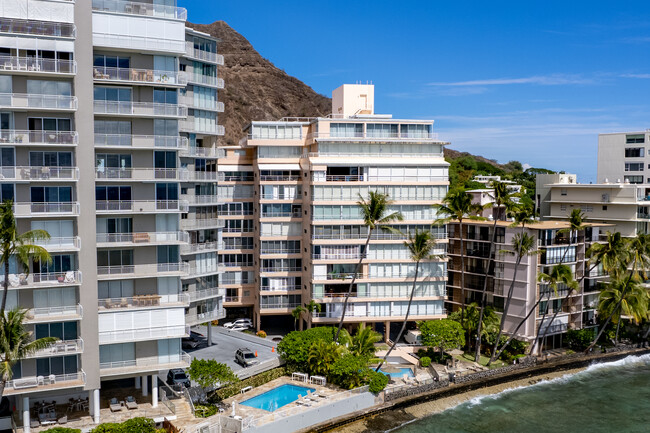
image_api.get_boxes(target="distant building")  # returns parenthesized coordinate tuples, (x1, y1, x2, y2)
(597, 131, 650, 184)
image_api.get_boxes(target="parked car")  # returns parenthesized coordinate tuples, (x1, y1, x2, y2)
(182, 331, 204, 349)
(404, 330, 422, 345)
(229, 325, 249, 332)
(224, 318, 253, 329)
(235, 348, 259, 367)
(166, 369, 191, 388)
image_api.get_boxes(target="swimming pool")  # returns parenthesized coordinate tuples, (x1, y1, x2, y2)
(241, 384, 316, 412)
(379, 367, 414, 378)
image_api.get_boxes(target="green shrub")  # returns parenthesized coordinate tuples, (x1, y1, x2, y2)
(277, 327, 337, 370)
(42, 428, 82, 433)
(420, 356, 431, 367)
(257, 330, 267, 338)
(120, 418, 156, 433)
(368, 371, 389, 393)
(329, 354, 370, 389)
(89, 423, 123, 433)
(566, 329, 596, 351)
(212, 367, 287, 402)
(195, 404, 218, 418)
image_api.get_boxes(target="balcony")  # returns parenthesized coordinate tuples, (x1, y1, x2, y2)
(95, 200, 189, 214)
(186, 73, 225, 88)
(26, 339, 84, 359)
(308, 131, 440, 141)
(0, 17, 76, 38)
(95, 167, 182, 181)
(260, 303, 301, 311)
(304, 151, 444, 159)
(181, 96, 224, 112)
(179, 146, 225, 158)
(35, 236, 81, 252)
(92, 0, 188, 20)
(14, 202, 80, 217)
(186, 287, 224, 303)
(97, 263, 190, 279)
(261, 211, 302, 218)
(0, 56, 76, 76)
(218, 174, 254, 182)
(93, 33, 186, 54)
(260, 249, 301, 255)
(185, 308, 223, 326)
(0, 130, 78, 147)
(93, 66, 186, 86)
(316, 174, 448, 183)
(3, 371, 86, 396)
(185, 264, 226, 278)
(94, 134, 188, 150)
(260, 193, 300, 200)
(181, 241, 222, 255)
(260, 174, 301, 182)
(224, 296, 240, 303)
(312, 231, 448, 241)
(179, 121, 225, 136)
(100, 353, 191, 377)
(24, 304, 83, 323)
(185, 195, 222, 206)
(180, 218, 225, 230)
(260, 267, 302, 273)
(185, 42, 221, 63)
(322, 273, 364, 281)
(181, 170, 219, 182)
(261, 286, 301, 292)
(98, 325, 189, 344)
(93, 101, 187, 118)
(0, 94, 78, 111)
(313, 253, 365, 260)
(98, 294, 190, 310)
(312, 309, 446, 320)
(0, 166, 79, 182)
(96, 231, 189, 246)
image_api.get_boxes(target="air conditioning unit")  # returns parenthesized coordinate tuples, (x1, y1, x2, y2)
(601, 194, 609, 202)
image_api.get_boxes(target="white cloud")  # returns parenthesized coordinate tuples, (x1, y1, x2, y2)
(427, 74, 597, 87)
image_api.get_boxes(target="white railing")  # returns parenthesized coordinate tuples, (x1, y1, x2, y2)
(100, 353, 191, 372)
(261, 211, 302, 218)
(187, 265, 226, 277)
(312, 231, 448, 241)
(181, 241, 222, 254)
(260, 194, 300, 200)
(0, 93, 77, 110)
(0, 17, 75, 38)
(95, 167, 181, 180)
(94, 100, 187, 117)
(260, 303, 300, 310)
(0, 166, 79, 181)
(98, 294, 189, 309)
(93, 66, 186, 85)
(308, 131, 439, 140)
(92, 0, 188, 20)
(7, 371, 86, 392)
(185, 309, 223, 325)
(97, 231, 188, 245)
(312, 253, 365, 260)
(93, 33, 186, 54)
(94, 134, 188, 149)
(95, 200, 189, 213)
(185, 195, 222, 205)
(26, 303, 83, 321)
(260, 267, 302, 273)
(313, 309, 446, 319)
(185, 42, 219, 63)
(317, 174, 448, 182)
(179, 146, 225, 158)
(186, 74, 224, 88)
(0, 130, 78, 146)
(34, 237, 81, 250)
(0, 56, 76, 74)
(28, 339, 84, 358)
(260, 249, 301, 255)
(97, 263, 189, 277)
(259, 175, 301, 182)
(186, 287, 224, 303)
(14, 202, 80, 216)
(216, 78, 225, 89)
(98, 326, 189, 344)
(180, 218, 225, 230)
(261, 286, 301, 292)
(305, 151, 444, 158)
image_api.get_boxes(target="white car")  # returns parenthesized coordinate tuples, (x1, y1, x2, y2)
(224, 318, 253, 329)
(229, 325, 250, 332)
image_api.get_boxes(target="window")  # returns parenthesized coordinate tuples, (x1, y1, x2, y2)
(35, 322, 77, 341)
(37, 355, 77, 376)
(625, 162, 644, 172)
(330, 123, 362, 138)
(97, 249, 133, 267)
(29, 117, 71, 132)
(625, 175, 644, 184)
(27, 80, 71, 96)
(366, 123, 398, 138)
(560, 204, 567, 212)
(400, 124, 432, 138)
(30, 151, 72, 167)
(93, 55, 130, 69)
(31, 186, 71, 203)
(156, 183, 178, 200)
(36, 254, 73, 274)
(626, 134, 645, 144)
(603, 205, 607, 211)
(625, 147, 644, 157)
(154, 88, 177, 105)
(97, 217, 132, 234)
(94, 86, 131, 102)
(560, 188, 567, 196)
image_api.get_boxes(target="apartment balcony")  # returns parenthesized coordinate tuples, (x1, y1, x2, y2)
(98, 293, 190, 311)
(186, 287, 224, 303)
(218, 174, 254, 182)
(224, 296, 240, 303)
(181, 241, 222, 255)
(185, 195, 222, 206)
(0, 94, 78, 111)
(321, 272, 364, 281)
(93, 101, 187, 118)
(180, 218, 225, 230)
(312, 231, 448, 241)
(3, 371, 86, 396)
(179, 146, 225, 159)
(304, 151, 444, 159)
(97, 263, 190, 279)
(94, 134, 188, 150)
(0, 56, 76, 76)
(260, 193, 301, 200)
(95, 200, 189, 214)
(26, 339, 84, 359)
(95, 167, 182, 181)
(99, 325, 189, 345)
(0, 130, 76, 148)
(181, 170, 219, 182)
(179, 121, 225, 136)
(92, 0, 188, 20)
(185, 308, 224, 326)
(308, 131, 440, 141)
(260, 248, 301, 255)
(260, 267, 302, 273)
(0, 17, 76, 38)
(260, 174, 301, 182)
(24, 304, 83, 324)
(260, 211, 302, 219)
(315, 174, 448, 183)
(100, 353, 191, 377)
(34, 236, 81, 253)
(181, 96, 225, 112)
(14, 202, 80, 217)
(184, 265, 226, 279)
(312, 310, 446, 322)
(260, 303, 301, 311)
(96, 231, 189, 247)
(312, 252, 365, 260)
(186, 73, 225, 89)
(0, 166, 79, 182)
(185, 42, 222, 64)
(93, 66, 186, 87)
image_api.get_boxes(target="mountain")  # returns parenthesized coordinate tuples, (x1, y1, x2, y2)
(186, 21, 331, 146)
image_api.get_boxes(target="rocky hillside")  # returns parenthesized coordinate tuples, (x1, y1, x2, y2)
(186, 21, 331, 146)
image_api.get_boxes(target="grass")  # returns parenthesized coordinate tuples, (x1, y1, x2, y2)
(454, 352, 507, 369)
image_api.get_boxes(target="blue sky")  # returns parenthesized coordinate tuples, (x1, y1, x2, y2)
(182, 0, 650, 181)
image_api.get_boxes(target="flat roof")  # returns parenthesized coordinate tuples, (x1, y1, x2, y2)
(455, 219, 613, 230)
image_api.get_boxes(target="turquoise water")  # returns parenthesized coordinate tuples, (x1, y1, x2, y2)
(380, 367, 414, 378)
(393, 354, 650, 433)
(241, 384, 315, 412)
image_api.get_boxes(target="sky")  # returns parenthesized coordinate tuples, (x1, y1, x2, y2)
(181, 0, 650, 182)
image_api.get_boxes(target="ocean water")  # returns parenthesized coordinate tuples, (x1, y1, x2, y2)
(392, 354, 650, 433)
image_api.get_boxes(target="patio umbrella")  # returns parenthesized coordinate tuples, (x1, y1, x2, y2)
(231, 401, 236, 417)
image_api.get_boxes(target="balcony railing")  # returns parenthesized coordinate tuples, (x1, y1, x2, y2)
(260, 249, 301, 255)
(323, 273, 364, 280)
(27, 339, 84, 358)
(95, 200, 189, 213)
(93, 33, 186, 54)
(186, 73, 225, 88)
(0, 56, 77, 75)
(181, 241, 222, 254)
(0, 93, 78, 110)
(179, 146, 225, 158)
(0, 17, 76, 38)
(308, 131, 440, 141)
(95, 167, 181, 181)
(317, 174, 448, 182)
(0, 130, 78, 146)
(260, 194, 300, 200)
(218, 174, 254, 182)
(260, 175, 301, 182)
(92, 0, 188, 20)
(182, 170, 219, 181)
(93, 101, 187, 117)
(98, 325, 189, 344)
(261, 286, 301, 292)
(304, 152, 444, 159)
(261, 211, 302, 218)
(312, 231, 448, 241)
(94, 134, 188, 149)
(100, 353, 191, 373)
(5, 371, 86, 393)
(35, 237, 81, 250)
(313, 253, 365, 260)
(185, 42, 220, 63)
(224, 296, 240, 303)
(97, 263, 190, 277)
(180, 218, 225, 230)
(25, 303, 83, 322)
(97, 231, 189, 245)
(0, 166, 79, 181)
(14, 202, 80, 217)
(93, 66, 186, 86)
(261, 267, 302, 273)
(98, 294, 189, 310)
(185, 309, 223, 325)
(313, 309, 446, 319)
(186, 287, 224, 303)
(260, 303, 300, 310)
(185, 195, 222, 206)
(3, 272, 82, 290)
(179, 121, 225, 136)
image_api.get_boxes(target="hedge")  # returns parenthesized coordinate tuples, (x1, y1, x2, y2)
(212, 367, 287, 401)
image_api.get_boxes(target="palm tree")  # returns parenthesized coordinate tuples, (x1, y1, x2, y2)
(533, 264, 578, 354)
(434, 189, 485, 345)
(305, 300, 322, 327)
(488, 232, 538, 365)
(334, 191, 403, 342)
(307, 340, 344, 376)
(349, 324, 382, 358)
(598, 278, 649, 343)
(291, 306, 307, 331)
(376, 230, 438, 371)
(475, 181, 517, 362)
(0, 308, 57, 397)
(0, 201, 51, 316)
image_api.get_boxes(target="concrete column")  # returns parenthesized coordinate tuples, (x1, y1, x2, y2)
(22, 396, 29, 433)
(207, 324, 213, 347)
(93, 389, 100, 424)
(135, 376, 141, 389)
(142, 375, 148, 397)
(151, 375, 158, 408)
(89, 390, 93, 416)
(384, 321, 390, 343)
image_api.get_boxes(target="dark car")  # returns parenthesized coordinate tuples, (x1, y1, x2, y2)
(182, 331, 205, 349)
(167, 369, 191, 388)
(235, 347, 259, 367)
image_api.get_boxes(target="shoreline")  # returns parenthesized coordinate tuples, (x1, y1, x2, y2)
(336, 367, 586, 433)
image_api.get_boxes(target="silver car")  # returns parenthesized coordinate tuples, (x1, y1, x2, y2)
(235, 348, 259, 367)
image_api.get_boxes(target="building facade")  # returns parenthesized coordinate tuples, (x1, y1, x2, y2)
(597, 131, 650, 184)
(0, 1, 224, 429)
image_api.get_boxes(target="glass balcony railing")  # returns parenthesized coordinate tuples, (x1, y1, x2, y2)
(0, 17, 75, 38)
(0, 93, 78, 110)
(0, 130, 78, 146)
(92, 0, 188, 20)
(94, 134, 188, 149)
(0, 166, 79, 181)
(0, 56, 76, 75)
(93, 66, 186, 85)
(94, 100, 187, 117)
(96, 231, 189, 245)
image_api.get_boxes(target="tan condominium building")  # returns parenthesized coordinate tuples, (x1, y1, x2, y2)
(225, 84, 450, 338)
(597, 130, 650, 184)
(0, 0, 225, 429)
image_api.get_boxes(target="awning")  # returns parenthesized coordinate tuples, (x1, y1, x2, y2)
(217, 165, 254, 172)
(257, 164, 301, 171)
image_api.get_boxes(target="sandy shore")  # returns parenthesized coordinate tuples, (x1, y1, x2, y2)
(334, 367, 586, 433)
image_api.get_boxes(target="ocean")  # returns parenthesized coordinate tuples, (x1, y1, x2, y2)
(391, 354, 650, 433)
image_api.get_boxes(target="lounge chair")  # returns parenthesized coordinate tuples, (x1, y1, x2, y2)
(109, 398, 122, 412)
(125, 396, 138, 410)
(58, 415, 67, 424)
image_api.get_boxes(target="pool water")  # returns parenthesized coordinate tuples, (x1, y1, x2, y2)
(241, 384, 316, 412)
(379, 367, 414, 378)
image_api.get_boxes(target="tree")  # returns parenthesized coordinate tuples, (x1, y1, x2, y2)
(475, 181, 517, 362)
(448, 302, 499, 351)
(305, 300, 322, 323)
(277, 327, 337, 370)
(329, 354, 370, 389)
(307, 340, 344, 376)
(376, 230, 438, 371)
(0, 201, 52, 316)
(0, 308, 57, 397)
(588, 231, 629, 280)
(598, 277, 648, 344)
(419, 319, 464, 359)
(291, 306, 307, 331)
(187, 358, 238, 395)
(349, 323, 382, 358)
(434, 189, 485, 345)
(335, 191, 403, 342)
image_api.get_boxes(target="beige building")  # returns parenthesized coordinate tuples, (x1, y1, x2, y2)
(597, 131, 650, 184)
